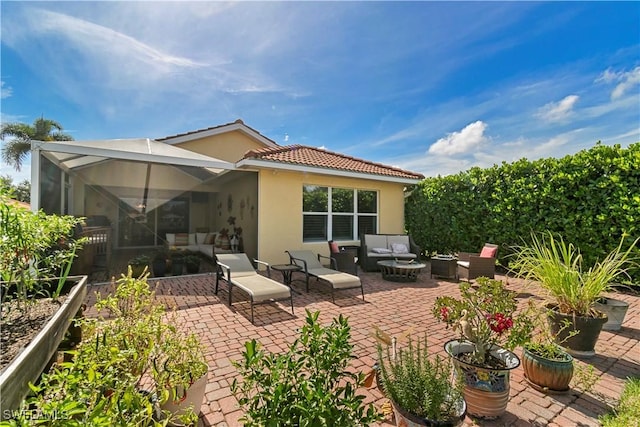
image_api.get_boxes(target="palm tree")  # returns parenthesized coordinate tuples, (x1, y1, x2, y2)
(1, 117, 73, 171)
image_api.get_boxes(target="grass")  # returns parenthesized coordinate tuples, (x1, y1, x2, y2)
(599, 377, 640, 427)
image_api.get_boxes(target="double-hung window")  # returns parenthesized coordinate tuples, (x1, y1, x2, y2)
(302, 186, 377, 242)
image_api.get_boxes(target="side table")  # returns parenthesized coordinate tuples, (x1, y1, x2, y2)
(271, 264, 302, 293)
(430, 256, 457, 280)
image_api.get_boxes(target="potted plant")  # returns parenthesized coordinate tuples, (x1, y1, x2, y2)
(151, 249, 168, 277)
(520, 300, 575, 393)
(170, 252, 185, 276)
(509, 231, 638, 357)
(183, 254, 201, 274)
(231, 310, 382, 426)
(433, 277, 533, 419)
(128, 255, 150, 278)
(377, 333, 466, 427)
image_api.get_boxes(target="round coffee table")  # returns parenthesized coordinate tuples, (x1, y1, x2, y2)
(377, 260, 427, 282)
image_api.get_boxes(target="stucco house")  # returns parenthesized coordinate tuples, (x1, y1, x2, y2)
(30, 119, 424, 264)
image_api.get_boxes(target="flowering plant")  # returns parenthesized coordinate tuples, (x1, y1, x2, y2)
(433, 277, 533, 366)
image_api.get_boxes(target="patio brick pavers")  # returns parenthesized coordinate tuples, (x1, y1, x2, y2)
(83, 268, 640, 427)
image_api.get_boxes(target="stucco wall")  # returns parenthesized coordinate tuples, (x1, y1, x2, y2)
(176, 130, 266, 162)
(257, 169, 407, 264)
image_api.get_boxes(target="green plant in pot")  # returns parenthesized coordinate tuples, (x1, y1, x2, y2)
(183, 254, 201, 274)
(377, 333, 466, 427)
(170, 252, 185, 276)
(128, 254, 150, 278)
(520, 300, 575, 393)
(509, 231, 639, 357)
(433, 277, 534, 419)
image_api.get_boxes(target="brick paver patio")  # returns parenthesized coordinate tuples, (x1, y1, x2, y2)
(84, 267, 640, 427)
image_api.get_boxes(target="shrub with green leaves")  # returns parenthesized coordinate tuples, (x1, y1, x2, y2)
(232, 310, 382, 427)
(599, 377, 640, 427)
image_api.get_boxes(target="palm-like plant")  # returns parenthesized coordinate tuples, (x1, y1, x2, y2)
(1, 117, 73, 171)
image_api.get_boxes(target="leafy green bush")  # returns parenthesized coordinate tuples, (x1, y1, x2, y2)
(405, 142, 640, 281)
(232, 310, 382, 426)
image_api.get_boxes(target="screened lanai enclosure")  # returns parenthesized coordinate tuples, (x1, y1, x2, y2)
(31, 139, 258, 251)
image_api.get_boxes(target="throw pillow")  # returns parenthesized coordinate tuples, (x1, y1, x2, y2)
(204, 233, 216, 244)
(371, 247, 393, 254)
(329, 241, 340, 254)
(391, 243, 409, 254)
(188, 233, 196, 245)
(175, 233, 189, 246)
(166, 233, 176, 245)
(480, 245, 498, 258)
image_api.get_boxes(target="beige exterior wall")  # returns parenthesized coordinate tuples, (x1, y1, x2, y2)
(256, 168, 407, 264)
(176, 130, 265, 163)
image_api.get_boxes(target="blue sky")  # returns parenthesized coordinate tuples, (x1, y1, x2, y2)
(1, 1, 639, 184)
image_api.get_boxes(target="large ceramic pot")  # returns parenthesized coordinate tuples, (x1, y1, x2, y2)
(521, 346, 574, 394)
(0, 276, 88, 418)
(444, 340, 519, 419)
(160, 370, 208, 424)
(391, 397, 466, 427)
(594, 297, 629, 331)
(547, 305, 607, 358)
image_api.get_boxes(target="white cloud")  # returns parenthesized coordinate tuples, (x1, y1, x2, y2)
(612, 67, 640, 100)
(0, 81, 12, 99)
(428, 121, 488, 155)
(536, 95, 579, 122)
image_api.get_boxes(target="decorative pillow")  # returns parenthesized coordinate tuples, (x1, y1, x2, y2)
(174, 233, 189, 246)
(371, 247, 393, 254)
(196, 232, 208, 244)
(166, 233, 176, 245)
(188, 233, 196, 245)
(329, 241, 340, 253)
(480, 246, 498, 258)
(204, 233, 216, 244)
(391, 243, 409, 254)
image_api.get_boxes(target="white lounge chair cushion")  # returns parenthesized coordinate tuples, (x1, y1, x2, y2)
(457, 261, 470, 268)
(231, 274, 292, 302)
(308, 268, 361, 290)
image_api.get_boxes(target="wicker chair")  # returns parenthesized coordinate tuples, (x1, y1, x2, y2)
(457, 243, 498, 281)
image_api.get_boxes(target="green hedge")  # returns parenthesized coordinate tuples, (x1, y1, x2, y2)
(405, 142, 640, 280)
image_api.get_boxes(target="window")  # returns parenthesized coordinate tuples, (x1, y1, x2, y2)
(303, 186, 377, 242)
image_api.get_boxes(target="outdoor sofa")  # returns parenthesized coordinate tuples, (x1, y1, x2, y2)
(359, 233, 421, 272)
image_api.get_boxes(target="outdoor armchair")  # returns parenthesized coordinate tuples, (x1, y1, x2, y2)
(286, 250, 364, 303)
(215, 253, 294, 324)
(456, 243, 498, 281)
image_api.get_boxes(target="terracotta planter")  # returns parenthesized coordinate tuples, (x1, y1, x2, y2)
(522, 346, 574, 393)
(391, 398, 466, 427)
(160, 370, 208, 424)
(594, 297, 629, 331)
(547, 305, 607, 357)
(0, 276, 88, 418)
(444, 340, 519, 419)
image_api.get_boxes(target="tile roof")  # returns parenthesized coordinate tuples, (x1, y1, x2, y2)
(243, 145, 424, 180)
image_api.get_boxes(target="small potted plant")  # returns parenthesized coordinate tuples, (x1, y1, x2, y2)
(433, 277, 534, 418)
(128, 255, 150, 278)
(520, 300, 575, 393)
(151, 249, 168, 277)
(377, 333, 466, 426)
(183, 254, 201, 274)
(169, 251, 184, 276)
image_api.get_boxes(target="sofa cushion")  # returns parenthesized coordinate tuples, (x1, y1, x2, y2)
(188, 233, 197, 245)
(166, 233, 176, 245)
(205, 233, 216, 244)
(365, 234, 388, 249)
(174, 233, 189, 246)
(196, 232, 208, 244)
(387, 235, 410, 250)
(391, 243, 409, 254)
(371, 247, 393, 254)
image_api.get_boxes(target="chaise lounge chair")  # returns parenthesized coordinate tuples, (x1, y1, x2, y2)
(215, 253, 294, 324)
(285, 250, 365, 303)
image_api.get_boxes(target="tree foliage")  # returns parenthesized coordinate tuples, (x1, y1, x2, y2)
(405, 142, 640, 281)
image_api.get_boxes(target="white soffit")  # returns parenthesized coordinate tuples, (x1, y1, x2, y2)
(33, 138, 235, 171)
